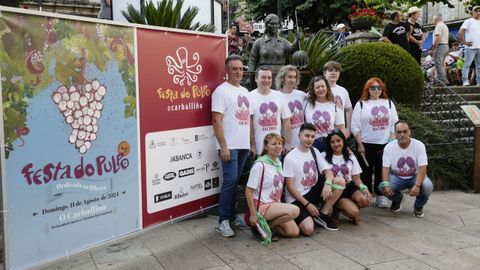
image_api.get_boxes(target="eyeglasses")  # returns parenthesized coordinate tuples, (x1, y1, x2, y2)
(369, 85, 382, 91)
(328, 127, 342, 135)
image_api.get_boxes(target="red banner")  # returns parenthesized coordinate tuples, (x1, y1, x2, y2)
(137, 29, 226, 227)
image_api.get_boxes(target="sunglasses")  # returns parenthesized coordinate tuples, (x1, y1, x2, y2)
(369, 85, 382, 91)
(328, 127, 342, 135)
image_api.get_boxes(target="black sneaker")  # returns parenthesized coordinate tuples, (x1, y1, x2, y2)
(413, 205, 424, 218)
(390, 194, 405, 212)
(314, 213, 338, 231)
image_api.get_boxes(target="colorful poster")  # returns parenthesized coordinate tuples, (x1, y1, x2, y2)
(0, 12, 139, 269)
(137, 28, 226, 227)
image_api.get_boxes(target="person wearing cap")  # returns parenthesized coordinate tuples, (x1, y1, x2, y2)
(459, 5, 480, 86)
(406, 7, 425, 64)
(431, 14, 449, 84)
(381, 11, 410, 53)
(333, 23, 349, 47)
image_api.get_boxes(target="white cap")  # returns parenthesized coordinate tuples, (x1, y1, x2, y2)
(336, 23, 346, 29)
(472, 6, 480, 13)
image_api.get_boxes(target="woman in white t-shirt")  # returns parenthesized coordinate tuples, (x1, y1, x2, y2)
(351, 77, 398, 208)
(245, 133, 300, 239)
(304, 76, 346, 152)
(323, 129, 372, 225)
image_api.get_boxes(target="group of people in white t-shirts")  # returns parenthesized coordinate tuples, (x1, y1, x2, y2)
(212, 54, 433, 240)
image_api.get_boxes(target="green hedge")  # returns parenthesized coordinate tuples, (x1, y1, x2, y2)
(337, 42, 424, 107)
(396, 105, 473, 190)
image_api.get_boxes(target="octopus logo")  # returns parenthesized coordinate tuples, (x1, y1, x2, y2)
(301, 160, 318, 188)
(312, 110, 331, 136)
(269, 173, 284, 202)
(332, 163, 350, 182)
(235, 95, 250, 124)
(258, 102, 278, 128)
(166, 47, 202, 86)
(397, 156, 416, 177)
(369, 105, 390, 129)
(334, 95, 344, 110)
(288, 100, 304, 128)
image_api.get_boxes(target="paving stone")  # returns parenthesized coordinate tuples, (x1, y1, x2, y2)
(367, 258, 437, 270)
(268, 236, 324, 256)
(39, 253, 97, 270)
(311, 231, 409, 265)
(91, 237, 162, 270)
(454, 208, 480, 226)
(144, 225, 227, 270)
(384, 235, 480, 270)
(461, 246, 480, 260)
(180, 216, 299, 270)
(383, 218, 480, 249)
(456, 225, 480, 238)
(428, 192, 478, 212)
(284, 248, 364, 270)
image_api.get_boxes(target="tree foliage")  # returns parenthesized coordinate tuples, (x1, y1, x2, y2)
(122, 0, 215, 32)
(243, 0, 457, 32)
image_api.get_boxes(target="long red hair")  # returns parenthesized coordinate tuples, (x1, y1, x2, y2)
(360, 77, 389, 101)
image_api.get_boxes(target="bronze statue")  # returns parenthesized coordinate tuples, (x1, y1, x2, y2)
(248, 14, 302, 75)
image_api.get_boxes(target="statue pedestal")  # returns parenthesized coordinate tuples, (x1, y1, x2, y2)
(345, 31, 381, 45)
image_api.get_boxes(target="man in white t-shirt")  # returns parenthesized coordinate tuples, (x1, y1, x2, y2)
(284, 123, 345, 235)
(276, 65, 307, 148)
(323, 61, 352, 138)
(459, 5, 480, 86)
(250, 67, 292, 155)
(379, 120, 433, 217)
(212, 55, 252, 237)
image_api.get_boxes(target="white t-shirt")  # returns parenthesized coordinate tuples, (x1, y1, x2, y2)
(331, 85, 352, 111)
(383, 138, 428, 179)
(280, 89, 307, 148)
(434, 21, 449, 44)
(283, 147, 331, 203)
(351, 99, 398, 144)
(304, 101, 345, 139)
(211, 82, 252, 149)
(445, 50, 463, 66)
(321, 153, 362, 183)
(247, 161, 284, 203)
(250, 89, 292, 153)
(460, 18, 480, 49)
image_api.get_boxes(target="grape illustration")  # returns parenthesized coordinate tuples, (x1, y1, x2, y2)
(268, 102, 278, 113)
(371, 106, 380, 116)
(52, 78, 107, 154)
(397, 157, 406, 168)
(294, 100, 303, 111)
(288, 101, 295, 112)
(406, 157, 415, 167)
(380, 106, 388, 115)
(303, 161, 310, 174)
(237, 95, 243, 107)
(259, 103, 268, 114)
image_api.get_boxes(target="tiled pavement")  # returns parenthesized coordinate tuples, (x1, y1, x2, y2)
(37, 191, 480, 270)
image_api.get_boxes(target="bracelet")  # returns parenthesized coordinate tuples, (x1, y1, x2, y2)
(380, 181, 390, 188)
(325, 179, 346, 190)
(359, 184, 368, 191)
(325, 179, 333, 186)
(304, 202, 310, 207)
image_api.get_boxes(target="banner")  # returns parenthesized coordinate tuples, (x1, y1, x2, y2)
(137, 28, 225, 227)
(0, 11, 139, 269)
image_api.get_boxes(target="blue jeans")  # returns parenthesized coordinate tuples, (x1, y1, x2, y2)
(378, 174, 433, 208)
(218, 149, 249, 222)
(462, 48, 480, 85)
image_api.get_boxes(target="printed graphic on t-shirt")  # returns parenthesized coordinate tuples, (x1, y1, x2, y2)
(258, 101, 279, 131)
(288, 99, 304, 129)
(312, 110, 331, 136)
(332, 163, 350, 182)
(393, 26, 407, 35)
(235, 95, 250, 125)
(397, 156, 416, 177)
(335, 95, 344, 111)
(301, 160, 318, 188)
(369, 105, 389, 130)
(270, 172, 284, 202)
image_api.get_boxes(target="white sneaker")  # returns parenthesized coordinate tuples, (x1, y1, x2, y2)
(376, 195, 388, 208)
(215, 220, 235, 237)
(463, 82, 470, 86)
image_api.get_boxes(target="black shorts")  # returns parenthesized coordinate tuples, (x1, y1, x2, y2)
(340, 181, 359, 199)
(291, 177, 325, 224)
